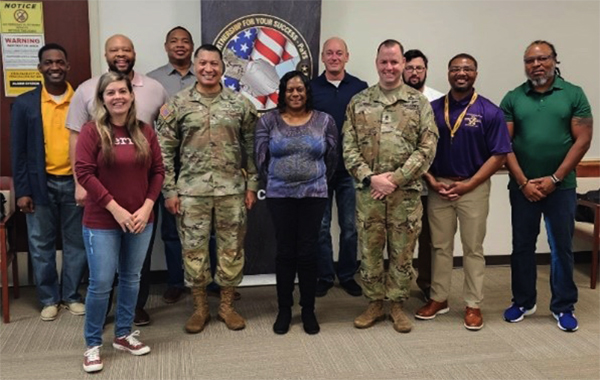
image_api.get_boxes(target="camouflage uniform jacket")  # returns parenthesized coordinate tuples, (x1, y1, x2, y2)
(156, 85, 259, 198)
(342, 84, 439, 192)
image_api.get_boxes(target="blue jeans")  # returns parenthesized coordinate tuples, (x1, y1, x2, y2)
(509, 187, 578, 313)
(317, 171, 358, 284)
(26, 175, 86, 306)
(160, 194, 184, 289)
(83, 224, 153, 347)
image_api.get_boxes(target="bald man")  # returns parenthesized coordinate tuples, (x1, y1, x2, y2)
(66, 34, 168, 326)
(311, 37, 368, 298)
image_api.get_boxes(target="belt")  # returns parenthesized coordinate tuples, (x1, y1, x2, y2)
(46, 174, 72, 180)
(442, 176, 468, 182)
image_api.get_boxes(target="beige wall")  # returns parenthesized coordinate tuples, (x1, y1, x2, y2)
(88, 0, 599, 264)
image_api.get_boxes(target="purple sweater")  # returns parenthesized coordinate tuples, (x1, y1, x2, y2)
(255, 110, 338, 198)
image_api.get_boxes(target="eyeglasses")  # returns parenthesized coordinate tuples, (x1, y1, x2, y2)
(404, 65, 425, 73)
(523, 54, 554, 65)
(448, 66, 476, 74)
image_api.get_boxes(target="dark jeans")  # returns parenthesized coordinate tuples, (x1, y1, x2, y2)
(317, 171, 358, 284)
(416, 195, 432, 291)
(160, 194, 184, 289)
(267, 197, 327, 311)
(509, 187, 578, 313)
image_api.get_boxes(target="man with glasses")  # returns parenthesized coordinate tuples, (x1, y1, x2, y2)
(500, 41, 593, 332)
(311, 37, 368, 298)
(402, 49, 444, 301)
(415, 53, 511, 330)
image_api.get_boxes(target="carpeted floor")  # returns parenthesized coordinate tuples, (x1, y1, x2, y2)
(1, 264, 598, 380)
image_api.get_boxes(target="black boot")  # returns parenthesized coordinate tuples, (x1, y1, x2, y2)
(301, 308, 320, 335)
(273, 308, 292, 335)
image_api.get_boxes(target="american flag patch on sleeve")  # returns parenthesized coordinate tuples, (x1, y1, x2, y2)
(160, 104, 172, 119)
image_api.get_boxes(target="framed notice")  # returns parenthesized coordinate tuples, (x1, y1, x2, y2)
(0, 1, 44, 33)
(1, 33, 44, 96)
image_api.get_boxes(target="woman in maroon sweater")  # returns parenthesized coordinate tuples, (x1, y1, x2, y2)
(75, 72, 164, 373)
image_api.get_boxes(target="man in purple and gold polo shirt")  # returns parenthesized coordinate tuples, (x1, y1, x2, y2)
(415, 53, 511, 330)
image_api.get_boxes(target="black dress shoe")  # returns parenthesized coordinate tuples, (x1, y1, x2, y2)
(340, 279, 363, 297)
(163, 286, 185, 304)
(315, 280, 334, 297)
(301, 309, 320, 335)
(273, 309, 292, 335)
(133, 308, 150, 326)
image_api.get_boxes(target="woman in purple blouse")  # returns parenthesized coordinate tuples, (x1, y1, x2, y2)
(255, 71, 338, 335)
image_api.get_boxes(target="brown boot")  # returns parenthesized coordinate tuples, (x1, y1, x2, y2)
(217, 287, 246, 330)
(185, 288, 210, 334)
(390, 302, 412, 333)
(354, 300, 385, 329)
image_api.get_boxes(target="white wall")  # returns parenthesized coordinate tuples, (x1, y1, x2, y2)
(87, 0, 600, 265)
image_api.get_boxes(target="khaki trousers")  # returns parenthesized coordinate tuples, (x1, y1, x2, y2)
(428, 178, 490, 308)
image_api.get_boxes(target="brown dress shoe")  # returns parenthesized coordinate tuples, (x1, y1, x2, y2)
(415, 299, 449, 320)
(464, 307, 484, 330)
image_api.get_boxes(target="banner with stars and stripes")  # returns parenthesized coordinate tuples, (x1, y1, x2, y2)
(201, 0, 322, 275)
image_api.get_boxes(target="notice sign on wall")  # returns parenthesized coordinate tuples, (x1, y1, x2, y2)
(0, 1, 44, 96)
(0, 1, 44, 33)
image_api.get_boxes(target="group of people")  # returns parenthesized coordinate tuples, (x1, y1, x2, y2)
(9, 25, 593, 374)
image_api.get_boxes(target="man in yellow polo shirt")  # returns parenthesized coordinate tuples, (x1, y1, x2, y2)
(10, 43, 87, 321)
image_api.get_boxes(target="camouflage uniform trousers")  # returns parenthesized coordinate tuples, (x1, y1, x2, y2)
(177, 194, 246, 289)
(356, 187, 422, 301)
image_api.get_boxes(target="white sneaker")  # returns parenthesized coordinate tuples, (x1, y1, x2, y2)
(40, 304, 59, 321)
(65, 302, 85, 316)
(83, 346, 103, 373)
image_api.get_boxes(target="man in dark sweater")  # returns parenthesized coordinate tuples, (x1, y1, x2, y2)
(311, 37, 368, 297)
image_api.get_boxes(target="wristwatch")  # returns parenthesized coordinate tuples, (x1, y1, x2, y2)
(362, 174, 373, 187)
(550, 174, 562, 187)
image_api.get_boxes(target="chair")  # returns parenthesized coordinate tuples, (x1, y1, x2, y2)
(1, 176, 20, 323)
(574, 198, 599, 289)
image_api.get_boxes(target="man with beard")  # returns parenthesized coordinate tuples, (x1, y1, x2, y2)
(402, 49, 443, 301)
(415, 53, 511, 330)
(343, 39, 438, 333)
(11, 43, 87, 321)
(311, 37, 368, 298)
(66, 34, 168, 325)
(500, 41, 593, 332)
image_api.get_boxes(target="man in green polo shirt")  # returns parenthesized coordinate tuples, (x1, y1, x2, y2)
(500, 40, 593, 332)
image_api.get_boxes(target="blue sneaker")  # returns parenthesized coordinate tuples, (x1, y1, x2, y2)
(552, 311, 579, 332)
(503, 303, 536, 322)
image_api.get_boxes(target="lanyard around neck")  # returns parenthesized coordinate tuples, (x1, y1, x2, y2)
(444, 91, 478, 140)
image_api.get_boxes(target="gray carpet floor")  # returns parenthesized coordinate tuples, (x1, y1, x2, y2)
(1, 264, 598, 380)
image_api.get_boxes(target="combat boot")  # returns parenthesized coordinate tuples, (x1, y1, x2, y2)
(390, 302, 412, 333)
(185, 288, 210, 334)
(354, 300, 385, 329)
(217, 287, 246, 330)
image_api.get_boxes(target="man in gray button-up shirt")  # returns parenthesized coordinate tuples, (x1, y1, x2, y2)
(147, 26, 196, 97)
(147, 26, 195, 305)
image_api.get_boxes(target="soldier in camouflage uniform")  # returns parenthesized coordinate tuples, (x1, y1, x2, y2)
(156, 44, 258, 333)
(343, 39, 438, 333)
